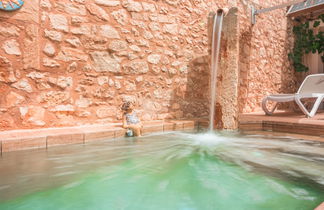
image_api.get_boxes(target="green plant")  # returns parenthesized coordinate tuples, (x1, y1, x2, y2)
(288, 14, 324, 72)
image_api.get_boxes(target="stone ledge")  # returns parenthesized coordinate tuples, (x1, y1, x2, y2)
(0, 120, 197, 154)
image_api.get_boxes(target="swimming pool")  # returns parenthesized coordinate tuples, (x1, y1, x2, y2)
(0, 131, 323, 210)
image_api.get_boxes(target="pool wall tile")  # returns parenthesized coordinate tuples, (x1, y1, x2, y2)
(163, 122, 176, 131)
(0, 120, 199, 153)
(239, 121, 263, 131)
(84, 130, 115, 142)
(114, 128, 126, 138)
(2, 137, 47, 152)
(142, 124, 164, 135)
(263, 121, 324, 136)
(197, 121, 209, 130)
(239, 112, 324, 138)
(173, 122, 184, 131)
(183, 121, 195, 130)
(47, 133, 84, 147)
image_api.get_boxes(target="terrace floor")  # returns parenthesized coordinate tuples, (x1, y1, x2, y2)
(239, 110, 324, 141)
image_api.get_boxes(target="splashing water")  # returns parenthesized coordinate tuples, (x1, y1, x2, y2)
(188, 132, 227, 146)
(0, 131, 323, 210)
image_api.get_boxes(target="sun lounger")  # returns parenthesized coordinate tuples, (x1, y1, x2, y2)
(262, 74, 324, 118)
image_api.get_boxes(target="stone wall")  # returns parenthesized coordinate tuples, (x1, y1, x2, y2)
(237, 0, 297, 114)
(0, 0, 297, 130)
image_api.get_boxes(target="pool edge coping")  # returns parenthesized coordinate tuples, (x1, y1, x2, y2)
(0, 120, 198, 154)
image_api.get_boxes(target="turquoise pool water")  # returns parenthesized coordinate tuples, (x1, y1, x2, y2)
(0, 132, 323, 210)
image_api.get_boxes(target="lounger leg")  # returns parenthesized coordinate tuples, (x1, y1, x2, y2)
(309, 96, 324, 117)
(262, 97, 278, 115)
(295, 96, 324, 118)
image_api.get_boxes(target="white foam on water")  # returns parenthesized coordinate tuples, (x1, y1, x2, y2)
(191, 132, 227, 146)
(175, 132, 324, 187)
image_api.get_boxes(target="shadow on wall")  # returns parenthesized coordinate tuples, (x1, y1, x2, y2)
(238, 24, 252, 113)
(285, 21, 298, 90)
(237, 2, 300, 114)
(166, 8, 240, 128)
(164, 54, 210, 121)
(279, 17, 299, 111)
(138, 8, 242, 128)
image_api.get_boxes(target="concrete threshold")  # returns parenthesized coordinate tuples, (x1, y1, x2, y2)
(0, 120, 197, 154)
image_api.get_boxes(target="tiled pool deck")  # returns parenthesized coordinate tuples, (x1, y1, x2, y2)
(239, 111, 324, 141)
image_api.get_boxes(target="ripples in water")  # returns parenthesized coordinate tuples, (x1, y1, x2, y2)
(0, 131, 323, 208)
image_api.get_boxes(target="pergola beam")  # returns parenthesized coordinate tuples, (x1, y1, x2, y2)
(287, 3, 324, 17)
(251, 0, 307, 24)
